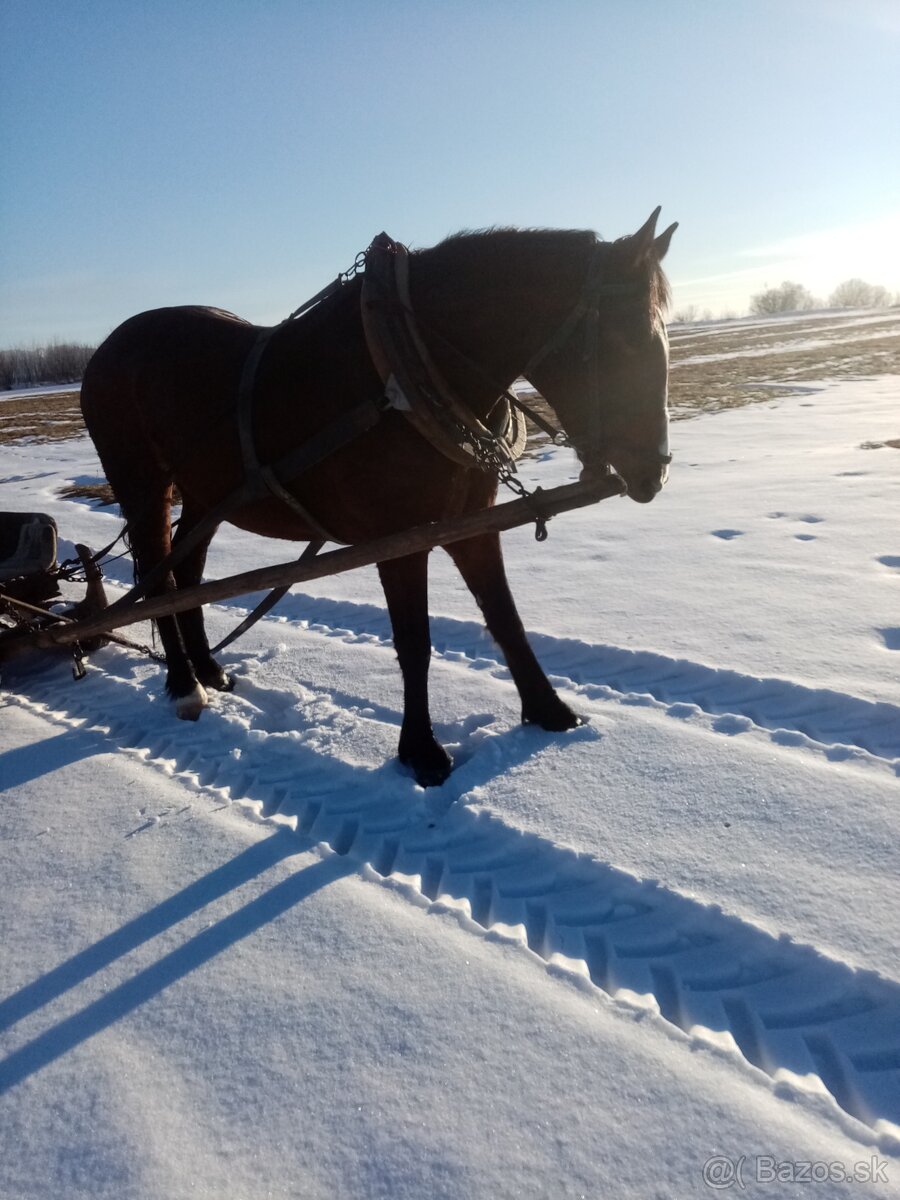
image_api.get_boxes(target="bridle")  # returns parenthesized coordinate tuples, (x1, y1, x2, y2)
(522, 242, 673, 471)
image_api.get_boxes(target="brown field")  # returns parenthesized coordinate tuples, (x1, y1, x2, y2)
(0, 390, 86, 446)
(2, 311, 898, 477)
(666, 311, 900, 417)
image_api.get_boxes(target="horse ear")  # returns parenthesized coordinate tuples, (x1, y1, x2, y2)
(654, 221, 678, 262)
(633, 206, 662, 256)
(622, 207, 663, 268)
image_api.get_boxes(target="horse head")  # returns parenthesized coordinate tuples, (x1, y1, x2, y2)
(528, 208, 677, 504)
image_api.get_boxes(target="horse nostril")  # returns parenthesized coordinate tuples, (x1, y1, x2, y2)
(627, 476, 663, 503)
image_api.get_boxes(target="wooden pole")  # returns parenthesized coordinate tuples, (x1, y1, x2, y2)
(0, 591, 162, 660)
(11, 475, 624, 656)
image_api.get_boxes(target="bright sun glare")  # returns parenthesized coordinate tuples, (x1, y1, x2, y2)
(673, 213, 900, 316)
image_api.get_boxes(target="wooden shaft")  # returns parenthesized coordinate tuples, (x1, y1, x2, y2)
(1, 591, 72, 623)
(26, 475, 624, 652)
(0, 590, 160, 660)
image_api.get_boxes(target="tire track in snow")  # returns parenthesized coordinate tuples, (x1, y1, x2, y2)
(3, 656, 899, 1147)
(210, 589, 900, 768)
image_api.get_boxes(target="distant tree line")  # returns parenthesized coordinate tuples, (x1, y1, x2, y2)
(672, 278, 898, 323)
(749, 278, 896, 316)
(0, 341, 95, 390)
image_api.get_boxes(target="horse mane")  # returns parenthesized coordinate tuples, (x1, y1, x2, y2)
(435, 226, 597, 249)
(610, 231, 672, 314)
(423, 225, 671, 317)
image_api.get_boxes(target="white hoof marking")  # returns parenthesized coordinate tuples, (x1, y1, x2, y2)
(175, 682, 208, 720)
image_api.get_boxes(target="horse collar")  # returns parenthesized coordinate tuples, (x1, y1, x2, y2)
(360, 232, 527, 471)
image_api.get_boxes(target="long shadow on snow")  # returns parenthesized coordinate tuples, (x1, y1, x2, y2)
(5, 655, 900, 1133)
(0, 727, 102, 792)
(0, 830, 299, 1036)
(0, 837, 353, 1094)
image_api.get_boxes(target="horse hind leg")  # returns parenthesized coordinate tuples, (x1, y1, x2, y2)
(122, 479, 209, 719)
(170, 499, 234, 693)
(81, 365, 207, 718)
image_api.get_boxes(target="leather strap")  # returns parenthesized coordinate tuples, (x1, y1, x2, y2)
(236, 325, 337, 541)
(361, 233, 524, 470)
(210, 538, 325, 655)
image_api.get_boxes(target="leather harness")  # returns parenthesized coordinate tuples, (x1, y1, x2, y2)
(360, 232, 527, 470)
(234, 230, 649, 542)
(104, 231, 653, 646)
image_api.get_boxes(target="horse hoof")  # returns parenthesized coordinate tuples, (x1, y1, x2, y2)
(522, 699, 583, 732)
(400, 744, 453, 788)
(414, 762, 453, 788)
(175, 682, 208, 720)
(196, 663, 235, 692)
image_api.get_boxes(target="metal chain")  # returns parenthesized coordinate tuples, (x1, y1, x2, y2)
(341, 250, 368, 283)
(283, 249, 368, 324)
(498, 465, 550, 542)
(458, 424, 551, 542)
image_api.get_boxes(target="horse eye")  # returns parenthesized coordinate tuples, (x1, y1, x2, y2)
(602, 328, 639, 357)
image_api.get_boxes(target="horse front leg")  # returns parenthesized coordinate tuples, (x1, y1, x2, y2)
(445, 532, 582, 730)
(378, 551, 452, 787)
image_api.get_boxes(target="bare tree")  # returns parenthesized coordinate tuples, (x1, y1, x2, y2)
(829, 278, 891, 308)
(749, 282, 817, 315)
(671, 304, 698, 324)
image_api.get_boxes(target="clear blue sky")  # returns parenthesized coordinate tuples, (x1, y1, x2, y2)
(1, 0, 898, 344)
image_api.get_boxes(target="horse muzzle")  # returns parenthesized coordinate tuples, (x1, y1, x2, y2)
(578, 447, 668, 504)
(622, 472, 665, 504)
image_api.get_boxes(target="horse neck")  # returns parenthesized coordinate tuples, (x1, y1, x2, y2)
(411, 232, 597, 417)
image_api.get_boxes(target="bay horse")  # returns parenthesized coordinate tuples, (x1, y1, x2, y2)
(80, 209, 676, 786)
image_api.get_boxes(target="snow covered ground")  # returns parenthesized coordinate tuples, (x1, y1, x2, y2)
(1, 359, 899, 1197)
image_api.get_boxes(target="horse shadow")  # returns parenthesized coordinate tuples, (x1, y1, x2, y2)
(0, 726, 102, 793)
(0, 653, 587, 1092)
(0, 822, 354, 1094)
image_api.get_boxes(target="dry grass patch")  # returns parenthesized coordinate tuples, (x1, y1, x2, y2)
(0, 389, 84, 445)
(57, 481, 119, 506)
(668, 318, 900, 417)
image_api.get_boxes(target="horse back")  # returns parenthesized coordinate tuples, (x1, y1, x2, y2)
(84, 305, 256, 392)
(81, 306, 260, 467)
(80, 296, 481, 542)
